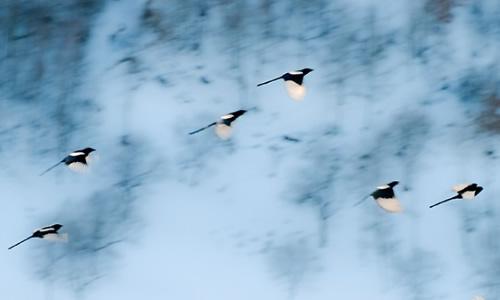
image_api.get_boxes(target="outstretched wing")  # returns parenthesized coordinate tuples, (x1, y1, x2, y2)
(453, 183, 471, 193)
(220, 110, 247, 126)
(372, 187, 402, 213)
(283, 72, 305, 85)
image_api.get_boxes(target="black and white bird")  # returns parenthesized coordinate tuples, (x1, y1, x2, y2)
(355, 181, 402, 213)
(257, 68, 313, 101)
(189, 110, 247, 140)
(429, 183, 483, 208)
(8, 224, 68, 250)
(40, 147, 96, 176)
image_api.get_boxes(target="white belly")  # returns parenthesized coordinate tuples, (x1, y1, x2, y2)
(376, 197, 403, 213)
(68, 162, 88, 173)
(285, 81, 306, 101)
(215, 124, 233, 140)
(43, 233, 68, 242)
(462, 191, 476, 200)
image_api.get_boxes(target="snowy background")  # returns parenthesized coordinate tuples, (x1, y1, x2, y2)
(1, 0, 499, 299)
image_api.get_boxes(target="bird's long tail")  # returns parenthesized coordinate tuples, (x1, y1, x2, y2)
(39, 161, 63, 176)
(257, 76, 283, 87)
(353, 194, 372, 207)
(429, 195, 461, 208)
(8, 236, 33, 250)
(188, 122, 216, 135)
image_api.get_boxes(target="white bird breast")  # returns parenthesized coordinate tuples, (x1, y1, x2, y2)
(42, 233, 69, 242)
(461, 191, 476, 200)
(285, 80, 306, 101)
(215, 123, 233, 140)
(375, 197, 403, 213)
(68, 162, 89, 173)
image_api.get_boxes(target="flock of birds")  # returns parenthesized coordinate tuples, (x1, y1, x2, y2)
(6, 66, 487, 297)
(8, 68, 315, 249)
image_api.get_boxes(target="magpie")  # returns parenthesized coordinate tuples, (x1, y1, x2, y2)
(257, 68, 313, 101)
(8, 224, 68, 250)
(429, 183, 483, 208)
(40, 147, 96, 176)
(188, 110, 247, 140)
(355, 181, 402, 213)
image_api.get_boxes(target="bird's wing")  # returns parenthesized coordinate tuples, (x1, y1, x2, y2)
(453, 183, 470, 192)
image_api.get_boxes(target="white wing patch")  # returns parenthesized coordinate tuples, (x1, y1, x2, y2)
(285, 80, 306, 101)
(376, 185, 390, 190)
(38, 227, 55, 233)
(375, 197, 403, 213)
(42, 233, 68, 242)
(215, 123, 233, 140)
(221, 114, 234, 120)
(69, 152, 85, 157)
(68, 162, 88, 173)
(453, 184, 470, 193)
(288, 71, 303, 75)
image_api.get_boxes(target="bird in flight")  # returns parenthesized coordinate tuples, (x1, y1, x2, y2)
(257, 68, 313, 101)
(40, 147, 96, 176)
(355, 181, 402, 213)
(189, 110, 247, 140)
(8, 224, 68, 250)
(429, 183, 483, 208)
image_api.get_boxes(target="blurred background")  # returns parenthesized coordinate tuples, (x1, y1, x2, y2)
(0, 0, 499, 299)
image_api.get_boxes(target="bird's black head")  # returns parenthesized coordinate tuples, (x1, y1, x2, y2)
(82, 147, 96, 154)
(300, 68, 313, 75)
(52, 224, 63, 231)
(388, 181, 399, 188)
(475, 186, 484, 195)
(226, 110, 247, 119)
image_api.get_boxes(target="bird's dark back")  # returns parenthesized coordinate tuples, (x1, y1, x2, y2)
(372, 187, 395, 199)
(283, 73, 305, 85)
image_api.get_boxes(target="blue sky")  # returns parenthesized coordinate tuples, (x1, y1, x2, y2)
(1, 1, 499, 299)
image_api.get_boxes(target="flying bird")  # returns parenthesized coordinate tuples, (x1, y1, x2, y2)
(257, 68, 313, 101)
(429, 183, 483, 208)
(355, 181, 402, 213)
(8, 224, 68, 250)
(40, 147, 96, 176)
(189, 110, 247, 140)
